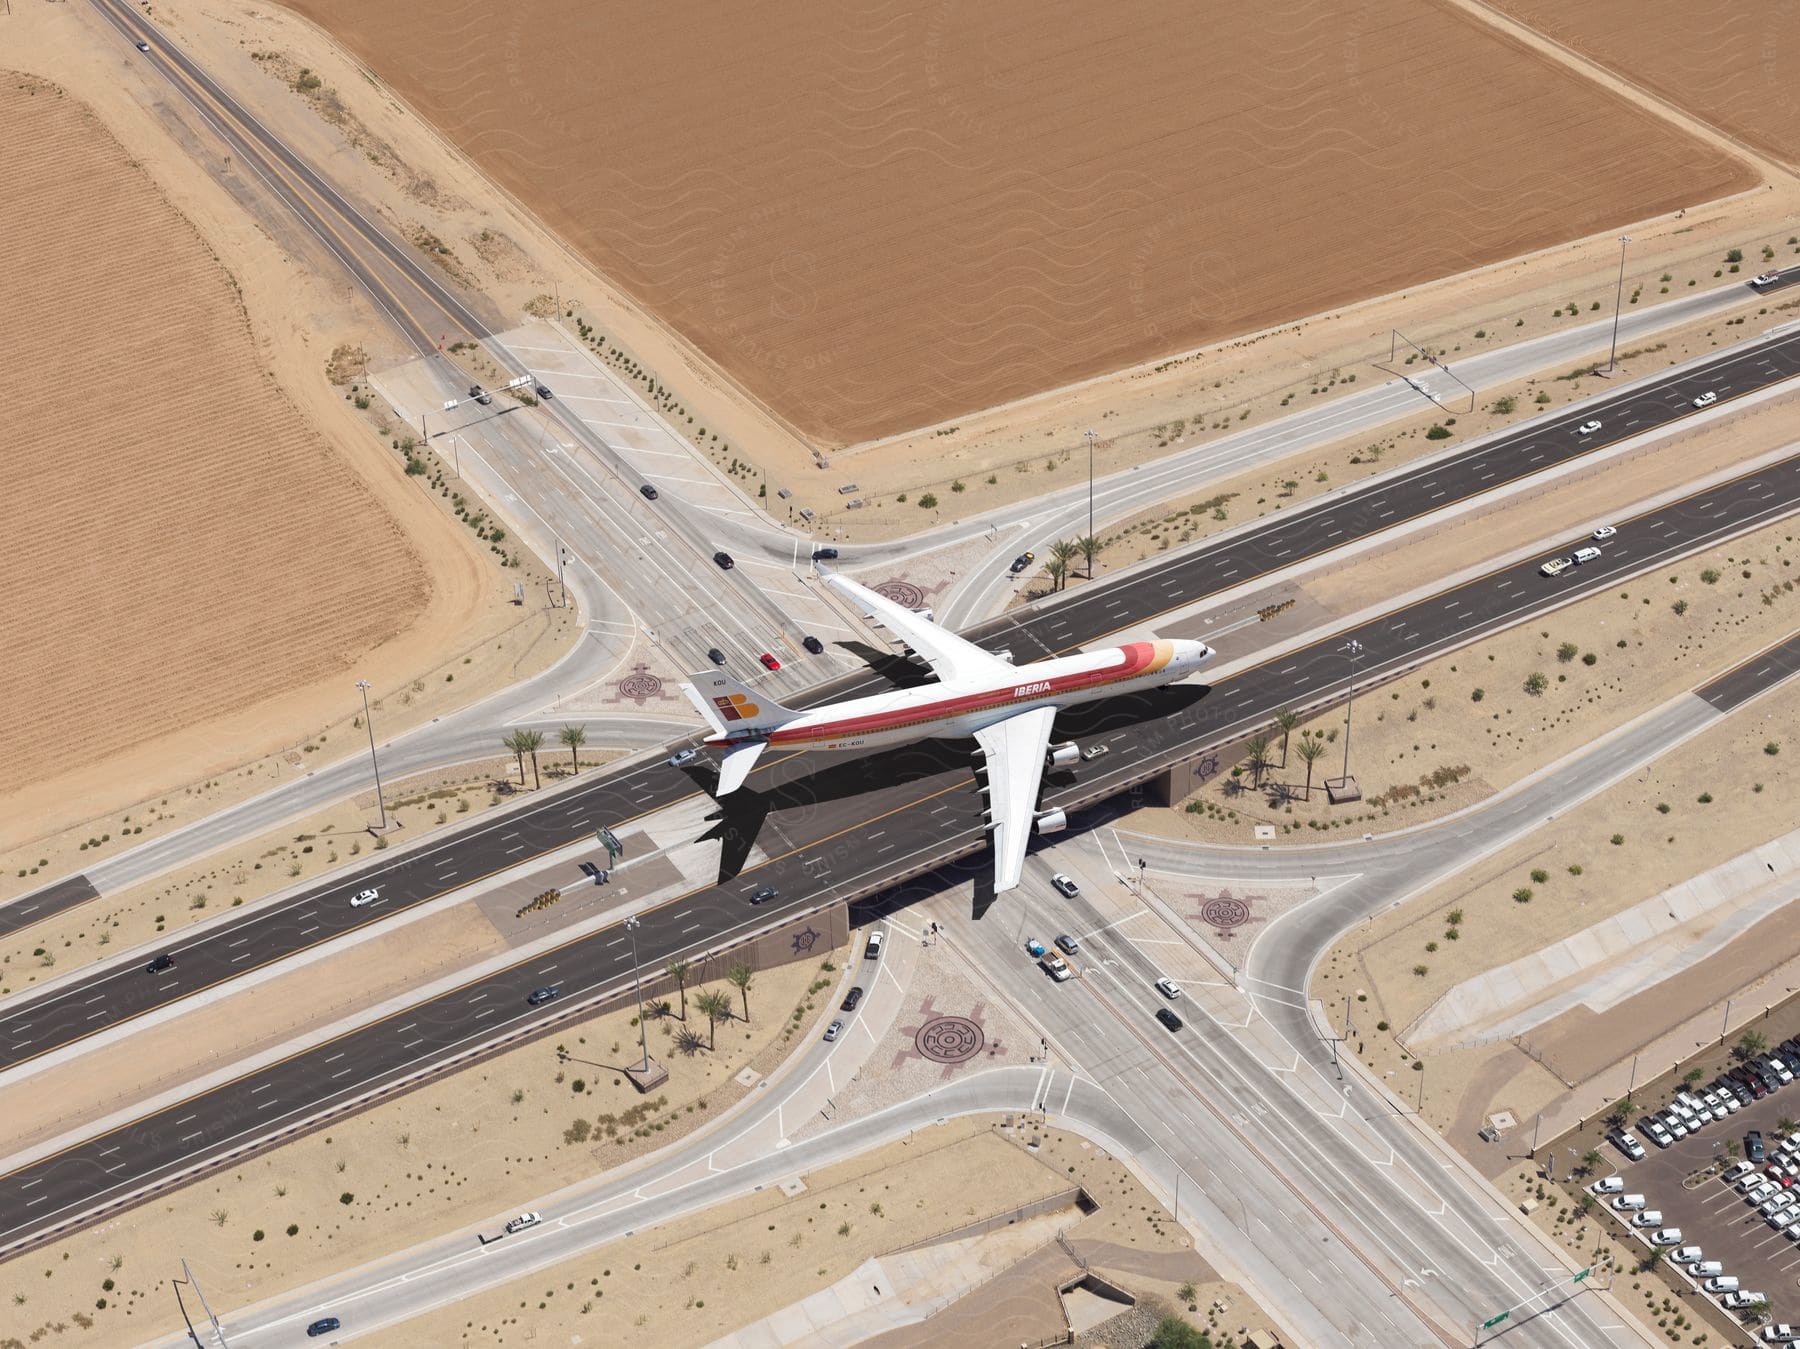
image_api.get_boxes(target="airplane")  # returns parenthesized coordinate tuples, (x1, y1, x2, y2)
(680, 570, 1213, 893)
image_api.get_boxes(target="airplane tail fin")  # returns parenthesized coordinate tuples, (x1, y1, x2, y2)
(681, 670, 801, 739)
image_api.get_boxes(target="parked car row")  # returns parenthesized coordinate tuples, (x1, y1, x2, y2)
(1592, 1171, 1771, 1316)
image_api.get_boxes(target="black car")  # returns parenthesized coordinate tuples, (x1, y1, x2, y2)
(145, 953, 175, 974)
(841, 986, 864, 1012)
(812, 547, 839, 560)
(713, 551, 734, 570)
(1155, 1007, 1183, 1032)
(1748, 1129, 1768, 1163)
(707, 647, 726, 665)
(469, 384, 492, 406)
(527, 986, 562, 1006)
(1009, 551, 1035, 573)
(535, 384, 554, 400)
(749, 885, 779, 905)
(639, 484, 659, 500)
(802, 635, 825, 655)
(307, 1318, 341, 1338)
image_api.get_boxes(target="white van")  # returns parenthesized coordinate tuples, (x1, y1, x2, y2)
(1652, 1227, 1682, 1245)
(1573, 546, 1602, 564)
(1631, 1210, 1663, 1227)
(1671, 1245, 1703, 1264)
(1706, 1275, 1740, 1293)
(1611, 1193, 1646, 1211)
(1693, 1260, 1724, 1278)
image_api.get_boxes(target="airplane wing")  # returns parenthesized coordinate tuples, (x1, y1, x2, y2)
(973, 706, 1057, 894)
(820, 569, 1010, 685)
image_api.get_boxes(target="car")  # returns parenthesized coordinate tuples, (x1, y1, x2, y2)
(1051, 873, 1079, 898)
(1650, 1227, 1683, 1245)
(1720, 1091, 1742, 1113)
(1665, 1116, 1689, 1140)
(707, 647, 727, 666)
(670, 747, 701, 769)
(1592, 1176, 1625, 1194)
(1768, 1055, 1795, 1083)
(1041, 951, 1073, 981)
(134, 40, 151, 52)
(145, 953, 175, 974)
(1154, 976, 1183, 1000)
(1726, 1291, 1770, 1310)
(1670, 1245, 1704, 1265)
(1055, 933, 1080, 955)
(350, 888, 380, 908)
(1748, 1181, 1779, 1204)
(1577, 420, 1602, 435)
(1155, 1007, 1183, 1032)
(1009, 551, 1036, 574)
(1752, 272, 1782, 288)
(802, 635, 825, 655)
(712, 551, 734, 569)
(1611, 1131, 1646, 1161)
(1081, 743, 1111, 761)
(1761, 1324, 1799, 1343)
(306, 1319, 341, 1338)
(1592, 525, 1617, 540)
(812, 547, 839, 561)
(1631, 1209, 1663, 1227)
(1612, 1193, 1646, 1211)
(1645, 1121, 1673, 1147)
(504, 1212, 542, 1234)
(1703, 1275, 1739, 1294)
(1750, 1130, 1769, 1162)
(639, 484, 659, 500)
(1539, 557, 1574, 577)
(534, 384, 554, 400)
(865, 931, 884, 960)
(758, 652, 781, 671)
(526, 987, 561, 1006)
(470, 384, 493, 406)
(1572, 546, 1602, 565)
(1725, 1160, 1757, 1182)
(748, 885, 779, 905)
(823, 1019, 844, 1042)
(841, 986, 864, 1012)
(1025, 937, 1047, 958)
(1692, 390, 1718, 408)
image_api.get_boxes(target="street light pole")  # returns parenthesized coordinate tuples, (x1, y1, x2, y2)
(1607, 235, 1631, 373)
(1084, 428, 1097, 577)
(1339, 638, 1364, 782)
(355, 680, 388, 833)
(625, 914, 649, 1072)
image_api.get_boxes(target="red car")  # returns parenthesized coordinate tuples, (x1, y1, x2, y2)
(759, 652, 781, 671)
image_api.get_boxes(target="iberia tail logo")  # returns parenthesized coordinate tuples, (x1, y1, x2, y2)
(714, 692, 760, 722)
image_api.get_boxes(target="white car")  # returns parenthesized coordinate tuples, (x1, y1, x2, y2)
(1768, 1056, 1795, 1084)
(1080, 743, 1111, 762)
(1671, 1245, 1704, 1265)
(1592, 1176, 1625, 1194)
(1645, 1121, 1674, 1147)
(1725, 1160, 1756, 1182)
(1612, 1131, 1646, 1161)
(1591, 525, 1617, 540)
(1539, 557, 1574, 578)
(1154, 977, 1183, 1000)
(1692, 390, 1718, 408)
(503, 1212, 542, 1234)
(1726, 1290, 1769, 1310)
(1651, 1227, 1683, 1245)
(1611, 1193, 1646, 1211)
(1665, 1114, 1690, 1140)
(1631, 1209, 1664, 1228)
(1752, 272, 1781, 288)
(1577, 419, 1602, 435)
(1051, 873, 1080, 898)
(1762, 1323, 1798, 1342)
(350, 888, 380, 908)
(1749, 1181, 1779, 1204)
(1040, 952, 1073, 982)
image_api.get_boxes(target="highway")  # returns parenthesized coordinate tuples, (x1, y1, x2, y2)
(4, 442, 1798, 1258)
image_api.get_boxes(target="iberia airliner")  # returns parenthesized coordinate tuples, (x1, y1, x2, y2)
(681, 570, 1212, 893)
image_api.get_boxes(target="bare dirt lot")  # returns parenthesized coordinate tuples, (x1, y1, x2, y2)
(280, 0, 1750, 448)
(1494, 0, 1800, 168)
(0, 76, 433, 823)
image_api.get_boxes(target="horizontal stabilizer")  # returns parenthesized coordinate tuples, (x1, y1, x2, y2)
(715, 741, 768, 797)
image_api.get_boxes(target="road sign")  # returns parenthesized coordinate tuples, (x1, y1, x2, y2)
(1482, 1311, 1509, 1330)
(1573, 1267, 1591, 1283)
(597, 826, 622, 862)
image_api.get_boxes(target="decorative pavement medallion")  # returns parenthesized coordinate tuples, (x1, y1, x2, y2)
(607, 663, 678, 707)
(789, 926, 822, 957)
(892, 997, 1007, 1079)
(1188, 887, 1269, 943)
(872, 579, 926, 609)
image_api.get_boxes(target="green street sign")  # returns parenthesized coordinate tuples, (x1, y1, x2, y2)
(1573, 1267, 1591, 1283)
(1483, 1312, 1510, 1330)
(596, 826, 622, 861)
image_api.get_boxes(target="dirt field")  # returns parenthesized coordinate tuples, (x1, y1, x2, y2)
(0, 76, 433, 819)
(280, 0, 1750, 448)
(0, 946, 842, 1346)
(1494, 0, 1800, 167)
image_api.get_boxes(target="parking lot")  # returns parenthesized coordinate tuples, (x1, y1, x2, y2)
(1591, 1063, 1800, 1336)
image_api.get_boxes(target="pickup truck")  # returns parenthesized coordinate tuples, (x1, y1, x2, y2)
(503, 1212, 542, 1234)
(1040, 951, 1072, 982)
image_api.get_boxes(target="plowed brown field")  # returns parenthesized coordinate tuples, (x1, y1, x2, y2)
(1494, 0, 1800, 167)
(0, 78, 428, 802)
(284, 0, 1750, 446)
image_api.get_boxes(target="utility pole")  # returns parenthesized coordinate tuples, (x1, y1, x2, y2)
(1339, 638, 1364, 783)
(625, 914, 649, 1073)
(555, 539, 569, 608)
(173, 1259, 229, 1347)
(1084, 428, 1098, 576)
(355, 680, 388, 833)
(1607, 235, 1631, 373)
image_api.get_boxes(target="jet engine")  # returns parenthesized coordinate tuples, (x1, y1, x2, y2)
(1045, 742, 1080, 767)
(1034, 809, 1067, 834)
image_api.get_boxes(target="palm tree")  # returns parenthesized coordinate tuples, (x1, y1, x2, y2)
(1296, 737, 1328, 799)
(1273, 708, 1300, 766)
(1578, 1191, 1596, 1216)
(1580, 1148, 1603, 1177)
(1077, 534, 1103, 579)
(667, 959, 692, 1020)
(502, 730, 530, 785)
(726, 963, 755, 1021)
(1637, 1248, 1663, 1274)
(559, 723, 587, 774)
(1044, 556, 1066, 592)
(519, 728, 545, 789)
(695, 989, 732, 1050)
(1049, 539, 1080, 588)
(1738, 1030, 1768, 1060)
(1780, 1116, 1798, 1135)
(1605, 1094, 1634, 1128)
(1243, 734, 1271, 788)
